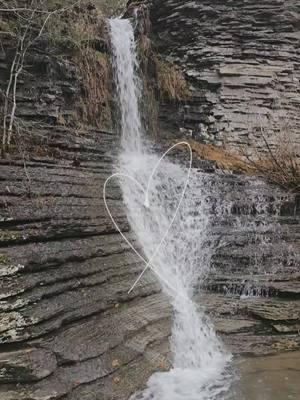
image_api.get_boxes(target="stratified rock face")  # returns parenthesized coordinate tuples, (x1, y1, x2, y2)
(0, 28, 170, 400)
(0, 126, 171, 400)
(148, 0, 300, 150)
(0, 42, 80, 125)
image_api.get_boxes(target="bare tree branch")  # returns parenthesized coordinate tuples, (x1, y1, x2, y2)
(1, 0, 83, 155)
(0, 0, 82, 14)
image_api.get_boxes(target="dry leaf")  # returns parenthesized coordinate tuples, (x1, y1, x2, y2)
(112, 359, 120, 368)
(113, 376, 121, 384)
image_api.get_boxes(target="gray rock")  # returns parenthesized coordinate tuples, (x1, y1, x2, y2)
(0, 348, 57, 383)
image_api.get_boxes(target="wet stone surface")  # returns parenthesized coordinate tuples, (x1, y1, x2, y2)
(232, 351, 300, 400)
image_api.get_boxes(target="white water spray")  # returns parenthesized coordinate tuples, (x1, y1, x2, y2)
(109, 17, 232, 400)
(109, 18, 143, 152)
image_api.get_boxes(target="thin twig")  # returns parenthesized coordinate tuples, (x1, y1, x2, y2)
(1, 0, 82, 154)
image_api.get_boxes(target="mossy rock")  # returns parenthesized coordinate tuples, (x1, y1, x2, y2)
(0, 253, 10, 265)
(272, 338, 299, 351)
(0, 230, 22, 242)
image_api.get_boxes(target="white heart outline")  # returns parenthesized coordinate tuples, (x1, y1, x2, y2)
(103, 142, 192, 300)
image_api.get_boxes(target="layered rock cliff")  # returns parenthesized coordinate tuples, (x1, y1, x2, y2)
(0, 20, 170, 399)
(146, 0, 300, 152)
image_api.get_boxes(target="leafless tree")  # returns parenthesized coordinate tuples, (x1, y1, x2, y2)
(0, 0, 81, 156)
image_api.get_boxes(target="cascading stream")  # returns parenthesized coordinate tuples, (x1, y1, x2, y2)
(109, 17, 232, 400)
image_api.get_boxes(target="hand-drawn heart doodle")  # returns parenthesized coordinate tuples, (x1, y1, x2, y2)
(103, 142, 192, 299)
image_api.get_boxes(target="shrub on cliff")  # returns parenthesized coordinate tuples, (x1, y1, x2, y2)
(155, 57, 190, 102)
(184, 136, 299, 193)
(243, 131, 300, 193)
(48, 2, 112, 129)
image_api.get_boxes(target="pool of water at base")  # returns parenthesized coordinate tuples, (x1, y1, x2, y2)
(231, 351, 300, 400)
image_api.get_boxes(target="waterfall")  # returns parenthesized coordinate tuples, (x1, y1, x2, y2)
(109, 18, 143, 152)
(109, 18, 232, 400)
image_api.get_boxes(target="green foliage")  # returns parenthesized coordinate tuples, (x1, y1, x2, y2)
(0, 230, 21, 241)
(0, 252, 10, 265)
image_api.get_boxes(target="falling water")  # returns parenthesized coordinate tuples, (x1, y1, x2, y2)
(109, 18, 143, 152)
(109, 17, 232, 400)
